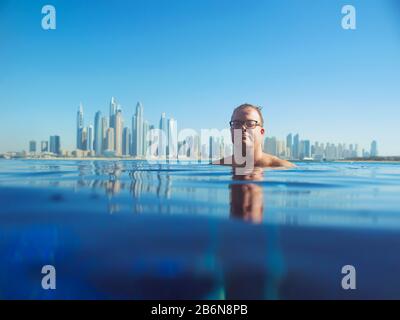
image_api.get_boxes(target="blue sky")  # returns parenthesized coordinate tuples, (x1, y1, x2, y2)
(0, 0, 399, 155)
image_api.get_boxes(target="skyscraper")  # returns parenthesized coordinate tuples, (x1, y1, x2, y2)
(338, 143, 344, 159)
(147, 124, 156, 157)
(115, 110, 123, 156)
(354, 144, 359, 158)
(370, 140, 378, 157)
(293, 134, 300, 160)
(325, 143, 338, 160)
(101, 116, 108, 153)
(302, 140, 311, 159)
(29, 141, 37, 153)
(87, 125, 94, 152)
(131, 114, 137, 156)
(286, 134, 293, 158)
(133, 102, 144, 157)
(50, 135, 60, 155)
(94, 111, 102, 156)
(143, 120, 149, 157)
(76, 103, 84, 150)
(167, 118, 177, 158)
(106, 128, 114, 151)
(159, 112, 167, 157)
(41, 141, 48, 153)
(299, 140, 304, 159)
(81, 127, 87, 150)
(122, 127, 131, 156)
(109, 97, 117, 141)
(264, 137, 277, 156)
(277, 140, 285, 157)
(209, 136, 221, 160)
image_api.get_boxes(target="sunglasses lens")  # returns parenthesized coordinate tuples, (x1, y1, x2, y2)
(245, 121, 257, 128)
(230, 120, 258, 128)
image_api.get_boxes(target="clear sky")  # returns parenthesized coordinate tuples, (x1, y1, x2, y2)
(0, 0, 399, 155)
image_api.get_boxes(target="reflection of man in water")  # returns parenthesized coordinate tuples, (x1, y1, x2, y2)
(214, 104, 295, 168)
(230, 167, 264, 223)
(223, 168, 285, 299)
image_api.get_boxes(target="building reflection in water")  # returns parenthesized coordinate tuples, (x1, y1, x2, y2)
(78, 162, 268, 221)
(76, 162, 174, 214)
(21, 161, 317, 219)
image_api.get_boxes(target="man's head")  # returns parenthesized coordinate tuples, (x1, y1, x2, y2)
(230, 103, 265, 148)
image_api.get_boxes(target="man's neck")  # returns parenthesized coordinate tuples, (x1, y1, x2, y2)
(233, 144, 264, 165)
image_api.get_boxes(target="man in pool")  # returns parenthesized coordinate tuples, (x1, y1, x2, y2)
(213, 103, 295, 168)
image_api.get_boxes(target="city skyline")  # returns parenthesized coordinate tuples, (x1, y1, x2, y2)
(0, 0, 399, 154)
(74, 98, 179, 158)
(20, 97, 380, 161)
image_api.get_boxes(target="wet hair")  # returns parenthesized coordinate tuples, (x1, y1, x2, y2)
(231, 103, 264, 126)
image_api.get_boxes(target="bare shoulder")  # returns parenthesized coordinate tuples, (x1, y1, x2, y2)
(212, 154, 295, 168)
(260, 154, 296, 168)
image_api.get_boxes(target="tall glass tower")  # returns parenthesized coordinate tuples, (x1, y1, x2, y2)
(286, 133, 293, 159)
(370, 140, 378, 157)
(50, 135, 61, 155)
(303, 140, 311, 158)
(167, 118, 177, 158)
(76, 103, 84, 150)
(29, 141, 37, 153)
(293, 134, 300, 160)
(101, 116, 108, 153)
(159, 112, 167, 157)
(87, 125, 94, 152)
(109, 97, 117, 149)
(94, 111, 102, 156)
(131, 114, 137, 156)
(122, 127, 131, 156)
(143, 120, 149, 157)
(41, 141, 48, 153)
(133, 102, 144, 157)
(115, 110, 123, 156)
(106, 128, 114, 151)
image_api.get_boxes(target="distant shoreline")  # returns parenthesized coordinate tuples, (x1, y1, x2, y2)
(333, 160, 400, 163)
(0, 157, 204, 162)
(334, 160, 400, 163)
(334, 157, 400, 162)
(1, 157, 399, 163)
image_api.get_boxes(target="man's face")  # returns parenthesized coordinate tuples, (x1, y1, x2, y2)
(230, 107, 264, 148)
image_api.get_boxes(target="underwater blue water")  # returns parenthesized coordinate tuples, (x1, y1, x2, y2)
(1, 159, 400, 299)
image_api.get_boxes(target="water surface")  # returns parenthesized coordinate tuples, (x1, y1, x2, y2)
(1, 159, 400, 299)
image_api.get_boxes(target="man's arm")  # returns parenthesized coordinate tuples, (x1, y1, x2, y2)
(271, 157, 296, 168)
(262, 154, 296, 168)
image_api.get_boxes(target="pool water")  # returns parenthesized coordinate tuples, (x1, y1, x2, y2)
(1, 159, 400, 299)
